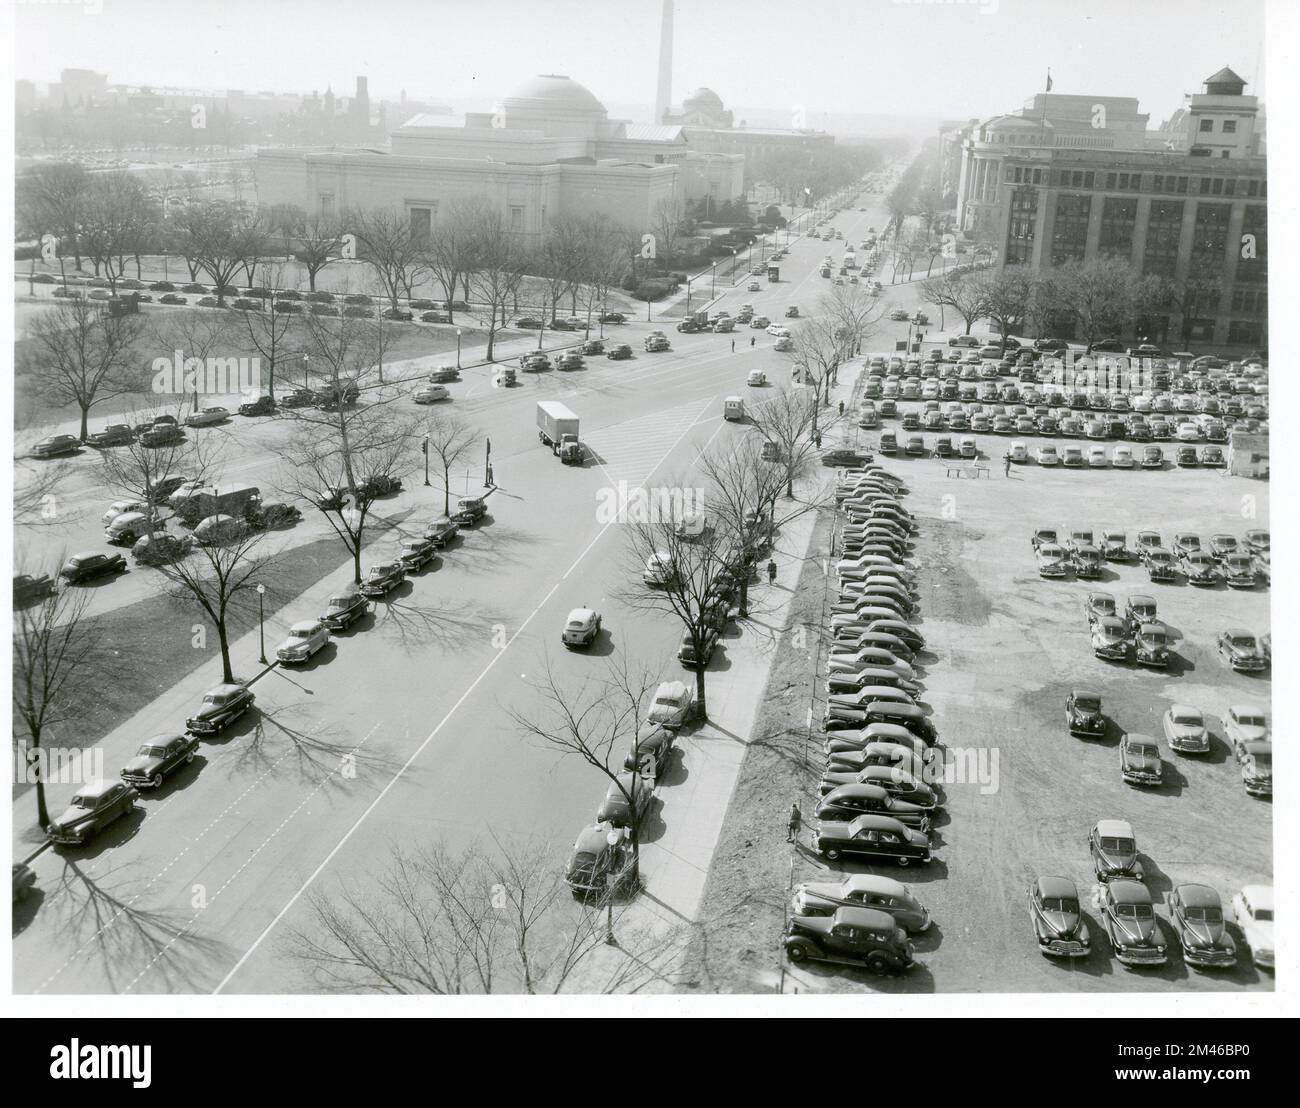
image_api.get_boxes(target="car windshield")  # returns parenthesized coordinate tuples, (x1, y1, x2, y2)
(328, 598, 352, 611)
(1231, 635, 1256, 648)
(69, 794, 95, 807)
(138, 745, 166, 757)
(1116, 903, 1153, 921)
(1042, 897, 1078, 913)
(1075, 697, 1100, 711)
(1173, 714, 1201, 726)
(1130, 742, 1159, 758)
(1101, 837, 1134, 854)
(1094, 597, 1115, 611)
(1237, 714, 1266, 729)
(1142, 630, 1167, 645)
(289, 628, 313, 641)
(1185, 906, 1223, 923)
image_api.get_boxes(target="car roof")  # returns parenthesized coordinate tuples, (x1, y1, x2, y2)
(1109, 879, 1152, 904)
(1129, 594, 1156, 605)
(1168, 704, 1201, 717)
(832, 906, 899, 930)
(1174, 883, 1221, 907)
(654, 680, 689, 700)
(848, 813, 912, 833)
(825, 783, 888, 802)
(1095, 818, 1134, 838)
(572, 825, 613, 853)
(1240, 885, 1274, 909)
(1229, 703, 1266, 718)
(1036, 875, 1078, 899)
(290, 620, 321, 632)
(1072, 689, 1101, 700)
(1124, 732, 1158, 746)
(567, 607, 597, 620)
(839, 873, 907, 897)
(1224, 627, 1255, 637)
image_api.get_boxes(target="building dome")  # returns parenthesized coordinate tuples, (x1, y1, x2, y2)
(684, 87, 724, 110)
(503, 74, 606, 115)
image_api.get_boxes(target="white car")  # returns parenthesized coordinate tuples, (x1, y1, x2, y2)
(643, 551, 675, 586)
(102, 500, 150, 526)
(766, 324, 790, 338)
(1111, 445, 1135, 468)
(413, 384, 449, 403)
(647, 680, 695, 730)
(1224, 704, 1269, 749)
(185, 405, 230, 427)
(746, 369, 767, 387)
(1232, 886, 1274, 970)
(1176, 421, 1202, 442)
(1087, 445, 1108, 467)
(561, 607, 602, 648)
(774, 336, 794, 352)
(276, 619, 330, 664)
(1035, 445, 1058, 466)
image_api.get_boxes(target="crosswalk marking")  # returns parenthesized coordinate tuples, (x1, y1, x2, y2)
(583, 397, 716, 490)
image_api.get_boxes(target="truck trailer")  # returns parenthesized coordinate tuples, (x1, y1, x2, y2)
(537, 401, 581, 461)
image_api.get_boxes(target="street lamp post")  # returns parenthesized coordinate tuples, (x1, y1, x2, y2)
(604, 827, 623, 945)
(423, 434, 430, 486)
(456, 329, 462, 369)
(256, 584, 267, 665)
(302, 353, 310, 391)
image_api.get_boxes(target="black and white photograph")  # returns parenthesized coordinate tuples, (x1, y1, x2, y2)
(3, 0, 1295, 1035)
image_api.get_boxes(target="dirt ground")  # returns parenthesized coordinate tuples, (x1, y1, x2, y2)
(683, 452, 1272, 994)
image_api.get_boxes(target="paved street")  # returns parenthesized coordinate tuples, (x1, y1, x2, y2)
(13, 197, 898, 993)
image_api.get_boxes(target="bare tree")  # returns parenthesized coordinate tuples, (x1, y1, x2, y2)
(975, 266, 1038, 350)
(13, 576, 96, 830)
(423, 410, 481, 516)
(233, 262, 302, 402)
(272, 205, 342, 291)
(747, 389, 823, 500)
(346, 207, 429, 310)
(919, 269, 988, 336)
(422, 197, 485, 325)
(466, 208, 527, 362)
(153, 524, 270, 684)
(78, 172, 149, 291)
(97, 406, 223, 516)
(155, 307, 234, 417)
(289, 836, 680, 994)
(24, 298, 145, 441)
(16, 161, 91, 270)
(513, 657, 658, 869)
(13, 457, 73, 529)
(171, 200, 269, 305)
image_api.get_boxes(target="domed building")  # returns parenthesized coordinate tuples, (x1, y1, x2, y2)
(662, 85, 833, 160)
(666, 87, 732, 128)
(256, 73, 743, 238)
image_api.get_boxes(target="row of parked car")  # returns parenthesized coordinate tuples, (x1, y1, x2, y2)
(1029, 826, 1273, 970)
(39, 502, 488, 850)
(782, 460, 942, 976)
(1032, 526, 1270, 588)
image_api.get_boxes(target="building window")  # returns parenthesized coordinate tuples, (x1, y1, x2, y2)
(1222, 120, 1237, 133)
(319, 193, 335, 219)
(1228, 320, 1262, 344)
(1189, 202, 1231, 278)
(1152, 174, 1163, 192)
(1004, 186, 1038, 266)
(1099, 197, 1138, 258)
(1106, 172, 1117, 190)
(1223, 179, 1235, 196)
(1130, 173, 1143, 190)
(1084, 171, 1095, 188)
(1032, 168, 1043, 185)
(510, 206, 524, 232)
(1118, 173, 1129, 189)
(1142, 199, 1184, 278)
(1211, 178, 1223, 195)
(409, 207, 431, 244)
(1176, 177, 1188, 193)
(1200, 178, 1212, 194)
(1199, 118, 1215, 132)
(1246, 179, 1258, 196)
(1221, 150, 1230, 158)
(1050, 194, 1091, 266)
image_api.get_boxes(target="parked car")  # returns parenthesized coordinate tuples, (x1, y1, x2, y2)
(1089, 819, 1144, 882)
(87, 423, 135, 447)
(791, 874, 930, 933)
(1161, 705, 1209, 754)
(1119, 733, 1163, 787)
(31, 433, 81, 459)
(562, 607, 602, 649)
(59, 551, 127, 584)
(1100, 531, 1130, 561)
(606, 344, 633, 360)
(564, 824, 637, 897)
(320, 587, 369, 632)
(46, 780, 139, 846)
(815, 783, 931, 830)
(814, 813, 931, 865)
(12, 573, 55, 605)
(1090, 616, 1130, 661)
(1133, 623, 1169, 667)
(276, 619, 330, 664)
(413, 384, 450, 404)
(452, 497, 486, 527)
(1036, 543, 1068, 578)
(647, 680, 695, 730)
(782, 906, 916, 974)
(1217, 628, 1267, 672)
(1169, 884, 1237, 969)
(1232, 886, 1274, 970)
(397, 537, 437, 572)
(1066, 690, 1105, 736)
(120, 733, 200, 789)
(1028, 876, 1091, 959)
(184, 683, 255, 736)
(1100, 879, 1167, 967)
(360, 561, 406, 598)
(595, 772, 652, 830)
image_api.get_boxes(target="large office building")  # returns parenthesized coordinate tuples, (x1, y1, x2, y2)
(255, 74, 744, 239)
(952, 68, 1267, 347)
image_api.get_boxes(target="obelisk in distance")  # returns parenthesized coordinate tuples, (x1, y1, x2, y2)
(654, 0, 674, 124)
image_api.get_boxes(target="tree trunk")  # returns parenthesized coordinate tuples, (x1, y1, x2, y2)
(694, 665, 707, 722)
(442, 469, 451, 515)
(352, 543, 362, 586)
(217, 620, 234, 683)
(78, 403, 90, 442)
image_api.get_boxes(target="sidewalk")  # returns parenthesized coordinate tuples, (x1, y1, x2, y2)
(564, 366, 862, 990)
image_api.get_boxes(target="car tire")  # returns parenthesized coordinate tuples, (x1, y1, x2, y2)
(866, 952, 891, 975)
(785, 940, 812, 963)
(822, 847, 841, 861)
(150, 772, 163, 788)
(897, 856, 911, 866)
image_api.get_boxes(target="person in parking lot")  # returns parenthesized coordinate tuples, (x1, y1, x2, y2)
(731, 339, 735, 353)
(787, 801, 802, 843)
(750, 336, 756, 348)
(1004, 452, 1012, 477)
(767, 558, 777, 586)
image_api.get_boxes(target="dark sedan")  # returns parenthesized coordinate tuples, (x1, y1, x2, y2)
(120, 733, 200, 788)
(59, 551, 127, 584)
(185, 683, 256, 735)
(814, 814, 931, 865)
(1028, 875, 1091, 958)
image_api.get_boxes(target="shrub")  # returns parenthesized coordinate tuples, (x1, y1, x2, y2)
(633, 279, 673, 302)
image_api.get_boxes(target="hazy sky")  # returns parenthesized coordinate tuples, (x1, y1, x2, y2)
(15, 0, 1269, 125)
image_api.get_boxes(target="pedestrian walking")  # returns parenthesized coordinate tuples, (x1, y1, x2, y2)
(838, 399, 845, 416)
(1004, 452, 1012, 477)
(767, 558, 777, 585)
(731, 339, 736, 353)
(787, 801, 802, 843)
(750, 335, 756, 348)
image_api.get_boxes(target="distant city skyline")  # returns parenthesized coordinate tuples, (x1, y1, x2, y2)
(14, 0, 1267, 129)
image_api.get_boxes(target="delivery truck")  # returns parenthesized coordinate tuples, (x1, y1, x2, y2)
(537, 401, 580, 458)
